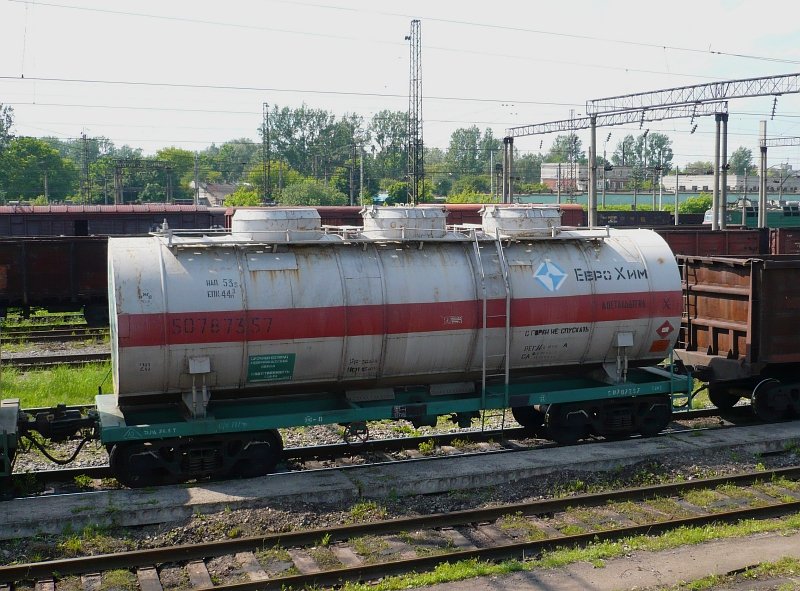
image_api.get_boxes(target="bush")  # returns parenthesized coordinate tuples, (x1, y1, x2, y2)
(679, 193, 713, 213)
(224, 187, 262, 206)
(278, 179, 348, 206)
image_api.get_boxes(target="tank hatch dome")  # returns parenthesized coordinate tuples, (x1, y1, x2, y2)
(481, 205, 562, 237)
(231, 208, 323, 241)
(360, 205, 448, 239)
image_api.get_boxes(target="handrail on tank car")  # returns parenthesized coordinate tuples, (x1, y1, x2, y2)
(148, 223, 617, 249)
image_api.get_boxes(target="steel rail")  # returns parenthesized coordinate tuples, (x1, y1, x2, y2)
(1, 328, 109, 342)
(1, 353, 110, 368)
(3, 466, 800, 584)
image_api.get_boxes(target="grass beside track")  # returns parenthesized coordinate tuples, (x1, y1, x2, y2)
(340, 512, 800, 591)
(0, 363, 110, 407)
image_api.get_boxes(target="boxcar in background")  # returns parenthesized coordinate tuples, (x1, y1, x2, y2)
(0, 204, 226, 236)
(0, 237, 109, 323)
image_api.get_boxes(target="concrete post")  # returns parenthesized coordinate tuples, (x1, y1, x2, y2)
(712, 113, 722, 231)
(588, 116, 597, 227)
(720, 113, 728, 229)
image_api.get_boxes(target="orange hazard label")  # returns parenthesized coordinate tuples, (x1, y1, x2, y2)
(649, 339, 670, 353)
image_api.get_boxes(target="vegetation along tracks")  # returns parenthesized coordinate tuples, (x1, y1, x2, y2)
(4, 466, 800, 590)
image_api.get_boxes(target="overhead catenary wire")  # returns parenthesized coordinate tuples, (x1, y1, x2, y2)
(10, 0, 800, 67)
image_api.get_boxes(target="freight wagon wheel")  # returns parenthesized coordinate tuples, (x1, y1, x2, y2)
(544, 405, 587, 445)
(707, 385, 741, 410)
(109, 442, 166, 488)
(638, 399, 672, 437)
(234, 430, 283, 479)
(511, 406, 545, 432)
(343, 422, 370, 444)
(752, 378, 789, 422)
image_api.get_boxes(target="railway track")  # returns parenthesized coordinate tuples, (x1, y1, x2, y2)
(1, 352, 110, 368)
(7, 406, 749, 495)
(3, 466, 800, 590)
(1, 326, 109, 343)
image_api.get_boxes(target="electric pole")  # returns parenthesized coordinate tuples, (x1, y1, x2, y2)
(194, 152, 199, 206)
(81, 132, 90, 204)
(405, 19, 423, 204)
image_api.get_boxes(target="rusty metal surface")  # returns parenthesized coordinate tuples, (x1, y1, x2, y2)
(660, 228, 764, 256)
(679, 254, 800, 372)
(0, 237, 108, 309)
(770, 228, 800, 254)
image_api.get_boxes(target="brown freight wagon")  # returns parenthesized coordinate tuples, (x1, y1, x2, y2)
(673, 254, 800, 420)
(657, 228, 766, 256)
(0, 237, 108, 323)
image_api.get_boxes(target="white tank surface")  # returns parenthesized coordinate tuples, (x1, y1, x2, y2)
(361, 205, 448, 239)
(230, 207, 324, 241)
(108, 208, 682, 404)
(480, 204, 562, 237)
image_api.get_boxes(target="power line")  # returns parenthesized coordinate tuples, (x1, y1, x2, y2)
(12, 0, 800, 67)
(0, 75, 580, 107)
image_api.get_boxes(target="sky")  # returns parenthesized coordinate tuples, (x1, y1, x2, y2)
(2, 0, 800, 170)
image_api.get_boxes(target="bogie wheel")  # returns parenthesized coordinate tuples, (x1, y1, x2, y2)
(708, 384, 741, 410)
(109, 442, 166, 488)
(638, 399, 672, 437)
(544, 405, 587, 445)
(343, 422, 370, 445)
(235, 430, 283, 479)
(752, 378, 789, 422)
(511, 405, 545, 432)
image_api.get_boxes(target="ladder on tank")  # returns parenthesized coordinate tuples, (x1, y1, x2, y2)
(472, 232, 512, 432)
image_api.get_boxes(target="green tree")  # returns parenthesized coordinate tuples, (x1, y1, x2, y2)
(445, 126, 488, 176)
(515, 152, 544, 184)
(0, 104, 14, 154)
(683, 161, 714, 174)
(680, 193, 713, 213)
(728, 147, 755, 175)
(156, 146, 196, 200)
(213, 139, 260, 183)
(0, 137, 78, 201)
(611, 135, 637, 167)
(545, 133, 585, 164)
(386, 181, 408, 204)
(224, 186, 262, 206)
(451, 174, 489, 194)
(446, 191, 498, 204)
(367, 110, 407, 181)
(245, 160, 303, 200)
(278, 179, 348, 206)
(645, 132, 673, 174)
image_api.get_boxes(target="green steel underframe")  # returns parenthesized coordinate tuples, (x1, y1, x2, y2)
(97, 368, 693, 445)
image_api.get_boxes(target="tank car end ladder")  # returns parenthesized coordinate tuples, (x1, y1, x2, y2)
(472, 233, 512, 434)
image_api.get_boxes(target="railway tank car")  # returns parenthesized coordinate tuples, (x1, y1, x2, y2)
(85, 205, 691, 486)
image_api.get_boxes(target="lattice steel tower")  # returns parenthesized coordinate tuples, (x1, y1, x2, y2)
(406, 19, 423, 204)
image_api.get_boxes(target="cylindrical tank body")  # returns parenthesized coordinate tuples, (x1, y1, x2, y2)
(108, 212, 681, 403)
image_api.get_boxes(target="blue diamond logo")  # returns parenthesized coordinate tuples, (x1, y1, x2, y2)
(534, 261, 567, 292)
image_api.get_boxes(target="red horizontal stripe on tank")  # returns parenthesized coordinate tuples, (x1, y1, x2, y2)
(116, 290, 682, 348)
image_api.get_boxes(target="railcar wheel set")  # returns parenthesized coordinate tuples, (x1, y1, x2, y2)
(1, 204, 716, 488)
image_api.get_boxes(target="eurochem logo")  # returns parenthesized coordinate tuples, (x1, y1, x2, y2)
(534, 261, 567, 292)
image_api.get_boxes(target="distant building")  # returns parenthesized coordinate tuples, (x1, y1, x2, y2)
(662, 169, 800, 196)
(189, 182, 238, 206)
(540, 163, 633, 192)
(538, 162, 800, 197)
